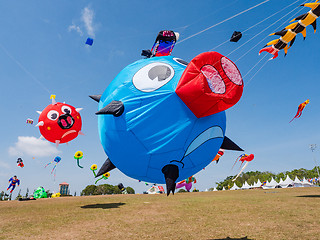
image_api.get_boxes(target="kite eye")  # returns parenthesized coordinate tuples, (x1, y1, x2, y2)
(47, 110, 59, 121)
(133, 62, 174, 92)
(201, 65, 225, 94)
(61, 106, 72, 115)
(221, 57, 243, 86)
(173, 58, 188, 66)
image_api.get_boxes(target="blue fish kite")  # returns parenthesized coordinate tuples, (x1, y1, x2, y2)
(91, 41, 244, 195)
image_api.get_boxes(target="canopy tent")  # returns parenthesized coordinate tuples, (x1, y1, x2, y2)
(213, 187, 218, 191)
(262, 177, 278, 189)
(252, 179, 262, 188)
(302, 178, 314, 187)
(230, 183, 241, 190)
(277, 177, 285, 188)
(293, 176, 303, 187)
(279, 175, 294, 188)
(222, 187, 226, 191)
(241, 181, 251, 190)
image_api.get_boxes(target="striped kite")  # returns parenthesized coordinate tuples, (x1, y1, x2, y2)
(260, 1, 320, 59)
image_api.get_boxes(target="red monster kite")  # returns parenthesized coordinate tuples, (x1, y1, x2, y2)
(36, 95, 83, 146)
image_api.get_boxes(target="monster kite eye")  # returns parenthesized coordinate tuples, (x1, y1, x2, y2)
(61, 106, 72, 115)
(47, 110, 59, 121)
(176, 51, 243, 118)
(132, 62, 175, 92)
(173, 58, 188, 66)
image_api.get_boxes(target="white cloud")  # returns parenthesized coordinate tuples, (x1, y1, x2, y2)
(0, 160, 10, 169)
(108, 49, 125, 61)
(68, 23, 83, 36)
(9, 136, 60, 157)
(81, 6, 95, 37)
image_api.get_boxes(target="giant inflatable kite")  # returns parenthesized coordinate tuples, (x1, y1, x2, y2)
(260, 1, 320, 59)
(36, 95, 83, 146)
(91, 31, 244, 195)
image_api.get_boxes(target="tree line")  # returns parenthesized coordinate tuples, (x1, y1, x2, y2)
(81, 184, 135, 195)
(214, 167, 320, 190)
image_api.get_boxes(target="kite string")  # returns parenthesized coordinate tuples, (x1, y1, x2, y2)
(233, 0, 307, 63)
(172, 0, 240, 33)
(0, 43, 51, 94)
(199, 0, 307, 89)
(242, 53, 268, 79)
(210, 0, 303, 52)
(204, 1, 305, 96)
(237, 0, 310, 86)
(176, 0, 271, 46)
(245, 57, 270, 86)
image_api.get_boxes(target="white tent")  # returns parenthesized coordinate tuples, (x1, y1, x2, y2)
(222, 187, 226, 191)
(252, 179, 262, 188)
(279, 175, 294, 188)
(213, 187, 218, 191)
(230, 183, 241, 190)
(302, 178, 314, 187)
(293, 176, 303, 187)
(241, 181, 251, 190)
(262, 177, 278, 189)
(278, 177, 285, 187)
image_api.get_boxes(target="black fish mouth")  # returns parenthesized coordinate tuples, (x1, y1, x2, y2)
(57, 114, 74, 129)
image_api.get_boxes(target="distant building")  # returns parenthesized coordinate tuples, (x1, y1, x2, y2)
(59, 182, 69, 195)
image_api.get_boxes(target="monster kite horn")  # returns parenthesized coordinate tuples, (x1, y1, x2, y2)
(221, 136, 244, 151)
(95, 100, 124, 117)
(162, 164, 179, 196)
(89, 95, 102, 103)
(96, 158, 116, 178)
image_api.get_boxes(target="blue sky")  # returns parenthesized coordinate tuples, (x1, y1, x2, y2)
(1, 0, 320, 196)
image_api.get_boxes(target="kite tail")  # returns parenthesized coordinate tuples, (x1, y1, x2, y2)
(238, 161, 244, 170)
(44, 161, 53, 168)
(289, 110, 301, 123)
(232, 161, 249, 182)
(259, 46, 279, 59)
(289, 117, 296, 123)
(53, 168, 57, 182)
(51, 164, 57, 174)
(231, 156, 241, 170)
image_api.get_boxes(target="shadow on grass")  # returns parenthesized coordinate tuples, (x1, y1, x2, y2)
(297, 195, 320, 198)
(209, 237, 252, 240)
(80, 202, 125, 209)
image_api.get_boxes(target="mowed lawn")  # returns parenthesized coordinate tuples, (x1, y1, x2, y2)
(0, 188, 320, 240)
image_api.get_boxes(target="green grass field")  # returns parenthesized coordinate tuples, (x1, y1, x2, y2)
(1, 187, 320, 240)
